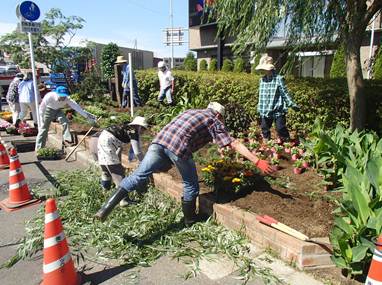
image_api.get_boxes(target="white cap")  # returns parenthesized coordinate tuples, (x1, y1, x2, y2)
(129, 116, 148, 129)
(157, 61, 165, 68)
(207, 102, 225, 117)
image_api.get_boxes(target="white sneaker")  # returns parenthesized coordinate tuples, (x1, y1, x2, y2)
(119, 198, 130, 207)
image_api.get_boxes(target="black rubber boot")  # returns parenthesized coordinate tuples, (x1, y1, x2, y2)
(181, 197, 198, 227)
(95, 187, 127, 222)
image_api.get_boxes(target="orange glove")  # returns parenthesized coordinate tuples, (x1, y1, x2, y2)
(256, 160, 274, 174)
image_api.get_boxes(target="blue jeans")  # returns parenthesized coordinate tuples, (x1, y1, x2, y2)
(158, 86, 173, 104)
(119, 144, 199, 201)
(261, 115, 290, 140)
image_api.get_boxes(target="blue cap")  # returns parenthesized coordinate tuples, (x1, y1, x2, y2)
(56, 86, 69, 97)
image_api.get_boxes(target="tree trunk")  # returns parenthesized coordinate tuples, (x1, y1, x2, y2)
(346, 39, 365, 131)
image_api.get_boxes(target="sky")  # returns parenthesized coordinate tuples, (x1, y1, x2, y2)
(0, 0, 189, 58)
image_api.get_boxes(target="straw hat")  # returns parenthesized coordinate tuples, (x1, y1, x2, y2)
(115, 55, 127, 64)
(129, 116, 148, 129)
(255, 54, 275, 71)
(207, 102, 225, 117)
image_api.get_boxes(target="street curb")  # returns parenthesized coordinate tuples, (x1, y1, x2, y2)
(48, 122, 334, 270)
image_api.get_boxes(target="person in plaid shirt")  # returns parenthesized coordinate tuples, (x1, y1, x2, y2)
(95, 102, 273, 226)
(255, 54, 298, 142)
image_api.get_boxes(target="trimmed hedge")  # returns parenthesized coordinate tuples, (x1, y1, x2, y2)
(136, 70, 382, 134)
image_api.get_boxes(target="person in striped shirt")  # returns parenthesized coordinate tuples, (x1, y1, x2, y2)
(95, 102, 273, 226)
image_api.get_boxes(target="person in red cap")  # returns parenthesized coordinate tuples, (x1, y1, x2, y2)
(35, 86, 96, 151)
(95, 102, 274, 226)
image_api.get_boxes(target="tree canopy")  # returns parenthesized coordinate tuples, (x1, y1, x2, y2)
(0, 8, 86, 71)
(100, 42, 120, 79)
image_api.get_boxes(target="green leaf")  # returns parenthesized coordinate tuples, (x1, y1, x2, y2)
(351, 245, 369, 262)
(366, 157, 382, 193)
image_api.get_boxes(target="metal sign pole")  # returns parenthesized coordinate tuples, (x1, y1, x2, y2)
(28, 32, 41, 128)
(128, 53, 134, 117)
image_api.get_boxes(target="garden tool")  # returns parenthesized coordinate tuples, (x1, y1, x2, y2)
(65, 116, 101, 161)
(256, 215, 333, 253)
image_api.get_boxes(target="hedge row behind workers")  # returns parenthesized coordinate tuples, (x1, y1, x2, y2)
(97, 116, 147, 206)
(95, 102, 273, 226)
(35, 86, 96, 151)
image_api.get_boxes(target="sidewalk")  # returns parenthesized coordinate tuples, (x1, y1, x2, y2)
(0, 130, 325, 285)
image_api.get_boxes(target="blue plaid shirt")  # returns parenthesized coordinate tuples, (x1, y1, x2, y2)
(258, 71, 296, 118)
(152, 109, 233, 159)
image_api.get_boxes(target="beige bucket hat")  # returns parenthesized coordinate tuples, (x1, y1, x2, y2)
(255, 54, 275, 71)
(129, 116, 148, 129)
(207, 102, 225, 117)
(115, 55, 127, 64)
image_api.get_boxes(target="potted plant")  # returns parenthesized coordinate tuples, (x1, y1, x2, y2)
(0, 120, 11, 131)
(249, 141, 259, 152)
(272, 144, 283, 159)
(271, 157, 281, 170)
(298, 147, 305, 156)
(5, 126, 19, 135)
(293, 159, 304, 174)
(36, 147, 63, 160)
(291, 147, 300, 161)
(302, 160, 309, 169)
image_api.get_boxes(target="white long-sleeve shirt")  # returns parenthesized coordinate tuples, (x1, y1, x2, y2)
(18, 80, 36, 103)
(39, 91, 88, 118)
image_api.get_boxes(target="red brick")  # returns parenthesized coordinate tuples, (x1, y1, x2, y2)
(301, 254, 334, 268)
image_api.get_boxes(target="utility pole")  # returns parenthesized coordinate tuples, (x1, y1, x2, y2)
(170, 0, 174, 69)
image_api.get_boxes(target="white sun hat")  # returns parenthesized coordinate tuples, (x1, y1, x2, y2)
(157, 61, 165, 68)
(255, 54, 275, 71)
(115, 55, 127, 64)
(207, 102, 225, 117)
(129, 116, 148, 129)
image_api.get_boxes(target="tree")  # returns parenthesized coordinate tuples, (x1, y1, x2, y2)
(233, 57, 245, 72)
(199, 59, 208, 71)
(373, 47, 382, 79)
(100, 43, 119, 79)
(330, 46, 347, 78)
(213, 0, 382, 130)
(184, 52, 197, 71)
(209, 58, 218, 71)
(221, 58, 233, 72)
(0, 8, 85, 71)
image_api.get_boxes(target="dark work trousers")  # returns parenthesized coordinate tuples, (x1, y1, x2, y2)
(261, 115, 290, 141)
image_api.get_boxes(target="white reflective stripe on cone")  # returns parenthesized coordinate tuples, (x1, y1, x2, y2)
(9, 180, 26, 190)
(45, 211, 59, 224)
(43, 252, 71, 274)
(9, 156, 19, 162)
(0, 150, 6, 155)
(9, 168, 22, 176)
(44, 232, 65, 248)
(373, 248, 382, 263)
(365, 277, 382, 285)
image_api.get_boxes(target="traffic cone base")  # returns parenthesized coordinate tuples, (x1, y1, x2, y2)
(0, 197, 41, 212)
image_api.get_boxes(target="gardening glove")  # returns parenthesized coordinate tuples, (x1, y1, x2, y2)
(256, 160, 274, 174)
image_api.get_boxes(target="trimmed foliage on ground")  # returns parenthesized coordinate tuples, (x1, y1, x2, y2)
(2, 169, 283, 284)
(136, 70, 382, 134)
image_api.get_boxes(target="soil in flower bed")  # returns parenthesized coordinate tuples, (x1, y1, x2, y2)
(166, 154, 338, 238)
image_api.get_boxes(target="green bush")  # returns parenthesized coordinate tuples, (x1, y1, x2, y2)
(100, 43, 120, 80)
(222, 58, 233, 72)
(199, 59, 208, 71)
(76, 70, 108, 102)
(233, 58, 245, 73)
(373, 47, 382, 79)
(184, 52, 197, 71)
(224, 103, 252, 136)
(330, 46, 347, 78)
(135, 70, 382, 134)
(209, 59, 217, 72)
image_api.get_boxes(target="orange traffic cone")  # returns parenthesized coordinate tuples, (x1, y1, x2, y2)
(365, 235, 382, 285)
(0, 140, 9, 169)
(0, 147, 40, 212)
(41, 199, 80, 285)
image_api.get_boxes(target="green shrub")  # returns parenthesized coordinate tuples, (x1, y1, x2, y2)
(183, 52, 197, 71)
(135, 70, 382, 134)
(330, 46, 347, 78)
(76, 70, 108, 102)
(100, 43, 120, 80)
(224, 103, 252, 136)
(199, 59, 208, 71)
(209, 59, 217, 71)
(233, 58, 245, 73)
(373, 47, 382, 79)
(222, 58, 233, 72)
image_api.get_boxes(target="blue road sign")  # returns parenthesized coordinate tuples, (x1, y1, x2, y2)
(19, 1, 40, 21)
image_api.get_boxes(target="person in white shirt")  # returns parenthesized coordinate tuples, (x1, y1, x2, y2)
(35, 86, 96, 151)
(18, 72, 39, 126)
(157, 61, 174, 105)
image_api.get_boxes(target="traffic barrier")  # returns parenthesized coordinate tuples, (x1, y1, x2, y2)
(365, 235, 382, 285)
(41, 198, 80, 285)
(0, 147, 40, 212)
